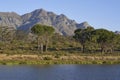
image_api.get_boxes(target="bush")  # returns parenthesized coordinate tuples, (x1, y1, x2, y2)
(43, 56, 52, 60)
(54, 54, 60, 58)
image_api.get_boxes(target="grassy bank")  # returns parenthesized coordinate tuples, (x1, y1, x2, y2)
(0, 54, 120, 65)
(1, 60, 120, 65)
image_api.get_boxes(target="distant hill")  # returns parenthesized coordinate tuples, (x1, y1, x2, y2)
(0, 9, 91, 36)
(115, 31, 120, 34)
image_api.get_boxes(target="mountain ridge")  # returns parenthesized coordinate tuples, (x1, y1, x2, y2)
(0, 9, 91, 36)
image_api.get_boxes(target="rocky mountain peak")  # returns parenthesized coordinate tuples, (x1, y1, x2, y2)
(31, 9, 47, 16)
(77, 21, 90, 29)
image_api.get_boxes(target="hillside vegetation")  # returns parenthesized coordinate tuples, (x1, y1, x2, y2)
(0, 24, 120, 64)
(0, 24, 120, 55)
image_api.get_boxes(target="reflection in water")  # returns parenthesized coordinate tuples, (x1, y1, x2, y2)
(0, 65, 119, 80)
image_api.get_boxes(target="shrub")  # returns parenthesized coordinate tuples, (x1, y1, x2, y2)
(43, 56, 52, 60)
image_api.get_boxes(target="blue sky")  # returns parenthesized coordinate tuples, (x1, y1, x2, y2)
(0, 0, 120, 31)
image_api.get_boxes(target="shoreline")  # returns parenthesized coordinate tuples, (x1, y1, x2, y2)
(0, 54, 120, 65)
(1, 60, 120, 65)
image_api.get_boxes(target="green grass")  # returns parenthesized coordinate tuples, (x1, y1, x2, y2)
(0, 60, 120, 65)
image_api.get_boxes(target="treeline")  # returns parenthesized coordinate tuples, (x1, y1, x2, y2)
(74, 27, 120, 54)
(0, 24, 79, 54)
(0, 24, 120, 55)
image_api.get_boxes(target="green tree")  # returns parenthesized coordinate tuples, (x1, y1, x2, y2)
(92, 29, 116, 53)
(14, 30, 28, 41)
(0, 27, 15, 42)
(43, 26, 55, 52)
(12, 30, 29, 50)
(31, 24, 55, 53)
(0, 26, 16, 50)
(74, 27, 94, 53)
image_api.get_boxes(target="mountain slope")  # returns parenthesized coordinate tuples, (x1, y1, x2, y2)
(0, 12, 22, 29)
(0, 9, 91, 36)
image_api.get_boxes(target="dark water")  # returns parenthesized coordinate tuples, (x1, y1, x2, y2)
(0, 65, 120, 80)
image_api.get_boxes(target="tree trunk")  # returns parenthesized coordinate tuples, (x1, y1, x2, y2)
(111, 48, 113, 53)
(37, 37, 43, 53)
(43, 45, 47, 52)
(101, 47, 104, 54)
(37, 37, 40, 50)
(82, 44, 85, 53)
(40, 43, 43, 53)
(45, 39, 49, 52)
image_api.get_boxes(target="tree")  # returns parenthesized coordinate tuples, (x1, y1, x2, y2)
(14, 30, 28, 41)
(12, 30, 28, 50)
(0, 27, 15, 42)
(43, 26, 55, 52)
(0, 26, 16, 49)
(74, 27, 94, 53)
(92, 29, 116, 53)
(31, 24, 55, 53)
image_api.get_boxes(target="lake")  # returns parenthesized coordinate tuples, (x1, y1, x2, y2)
(0, 64, 119, 80)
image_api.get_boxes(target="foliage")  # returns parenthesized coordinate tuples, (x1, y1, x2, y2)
(74, 27, 120, 54)
(0, 24, 120, 56)
(31, 24, 55, 53)
(74, 26, 94, 53)
(92, 29, 117, 53)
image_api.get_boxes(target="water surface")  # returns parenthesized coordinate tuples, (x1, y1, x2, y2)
(0, 64, 120, 80)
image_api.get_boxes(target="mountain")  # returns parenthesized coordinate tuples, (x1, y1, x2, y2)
(76, 21, 90, 29)
(0, 12, 22, 29)
(115, 31, 120, 34)
(0, 9, 91, 36)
